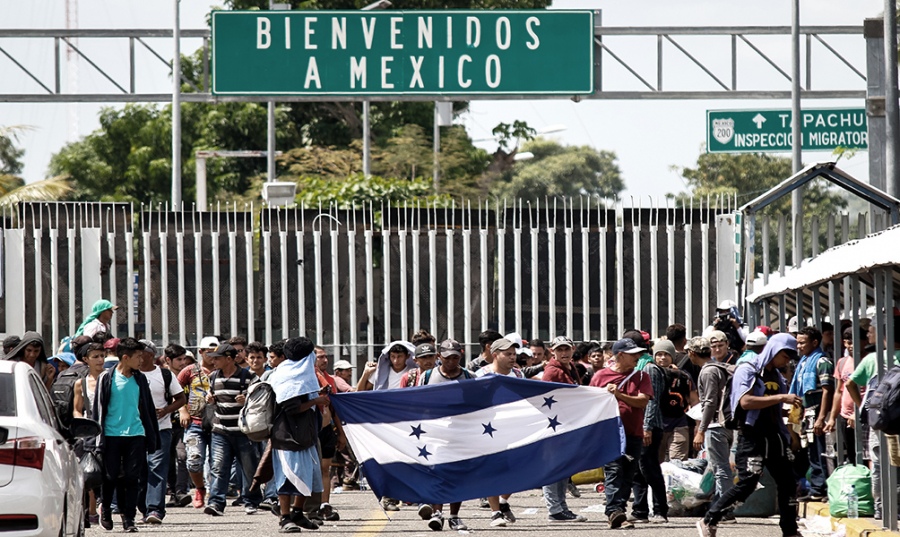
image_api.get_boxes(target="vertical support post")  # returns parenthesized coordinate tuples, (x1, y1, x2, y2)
(196, 158, 206, 212)
(884, 268, 899, 531)
(650, 208, 659, 335)
(463, 218, 472, 344)
(312, 223, 322, 345)
(382, 212, 391, 343)
(194, 228, 203, 343)
(530, 211, 540, 338)
(582, 209, 591, 341)
(398, 226, 408, 340)
(479, 213, 488, 332)
(171, 0, 182, 207)
(667, 213, 675, 328)
(412, 223, 421, 335)
(244, 226, 255, 342)
(268, 102, 276, 182)
(497, 221, 506, 334)
(615, 206, 625, 337)
(433, 103, 440, 192)
(364, 225, 374, 352)
(159, 232, 169, 347)
(513, 211, 523, 336)
(762, 215, 770, 285)
(684, 219, 693, 336)
(564, 208, 574, 338)
(884, 1, 900, 200)
(68, 223, 77, 336)
(347, 223, 358, 376)
(701, 215, 710, 329)
(34, 229, 42, 334)
(599, 207, 609, 341)
(362, 102, 371, 179)
(632, 208, 642, 330)
(176, 227, 186, 344)
(330, 223, 340, 352)
(446, 225, 455, 339)
(850, 275, 863, 462)
(281, 228, 290, 338)
(546, 215, 556, 338)
(4, 229, 25, 336)
(790, 0, 803, 267)
(296, 214, 306, 336)
(866, 19, 887, 220)
(428, 224, 437, 338)
(50, 226, 60, 347)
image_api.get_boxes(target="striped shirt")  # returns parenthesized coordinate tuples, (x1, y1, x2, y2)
(210, 368, 257, 435)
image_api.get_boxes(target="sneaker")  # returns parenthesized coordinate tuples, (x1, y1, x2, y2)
(145, 512, 162, 525)
(88, 514, 99, 525)
(628, 514, 649, 524)
(428, 512, 444, 531)
(608, 510, 627, 529)
(720, 510, 736, 524)
(490, 512, 507, 527)
(418, 504, 434, 520)
(204, 505, 225, 517)
(176, 493, 193, 507)
(696, 519, 717, 537)
(498, 502, 516, 523)
(279, 518, 301, 533)
(382, 498, 400, 512)
(193, 488, 206, 509)
(123, 519, 138, 533)
(649, 514, 668, 524)
(797, 494, 826, 502)
(165, 496, 177, 508)
(447, 517, 468, 531)
(567, 481, 581, 498)
(245, 506, 258, 515)
(100, 510, 114, 531)
(231, 498, 243, 507)
(259, 498, 277, 512)
(479, 498, 491, 509)
(548, 510, 587, 522)
(290, 510, 319, 530)
(320, 503, 340, 522)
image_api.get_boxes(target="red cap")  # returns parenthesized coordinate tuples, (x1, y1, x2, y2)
(102, 337, 120, 351)
(755, 325, 773, 337)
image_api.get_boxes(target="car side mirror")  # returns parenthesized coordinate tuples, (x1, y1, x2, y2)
(0, 426, 7, 445)
(68, 418, 101, 439)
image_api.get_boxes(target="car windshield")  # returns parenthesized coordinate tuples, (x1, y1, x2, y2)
(0, 373, 14, 416)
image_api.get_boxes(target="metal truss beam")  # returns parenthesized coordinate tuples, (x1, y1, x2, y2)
(0, 25, 868, 103)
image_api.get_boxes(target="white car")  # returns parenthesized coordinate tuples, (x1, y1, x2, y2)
(0, 360, 99, 537)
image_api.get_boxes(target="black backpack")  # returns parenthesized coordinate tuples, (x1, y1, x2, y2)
(50, 366, 89, 428)
(867, 365, 900, 435)
(658, 366, 692, 419)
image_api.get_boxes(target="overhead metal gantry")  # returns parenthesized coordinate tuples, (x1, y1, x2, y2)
(0, 24, 866, 103)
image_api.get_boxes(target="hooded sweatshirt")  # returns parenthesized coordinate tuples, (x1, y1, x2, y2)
(4, 331, 47, 367)
(371, 341, 416, 391)
(730, 333, 795, 439)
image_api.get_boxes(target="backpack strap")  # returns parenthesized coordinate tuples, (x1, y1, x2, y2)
(161, 368, 173, 404)
(208, 369, 218, 395)
(618, 369, 639, 390)
(81, 375, 91, 418)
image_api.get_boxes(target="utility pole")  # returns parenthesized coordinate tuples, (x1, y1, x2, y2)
(884, 0, 900, 201)
(790, 0, 802, 266)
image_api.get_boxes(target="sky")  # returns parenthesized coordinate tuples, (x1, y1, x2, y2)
(0, 0, 885, 201)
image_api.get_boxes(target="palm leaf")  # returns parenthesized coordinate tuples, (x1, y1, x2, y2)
(0, 175, 72, 206)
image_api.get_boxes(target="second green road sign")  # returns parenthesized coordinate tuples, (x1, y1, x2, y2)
(212, 10, 594, 96)
(707, 109, 868, 153)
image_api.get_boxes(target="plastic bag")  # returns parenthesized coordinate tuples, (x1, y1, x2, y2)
(826, 464, 874, 518)
(79, 450, 103, 490)
(661, 462, 708, 510)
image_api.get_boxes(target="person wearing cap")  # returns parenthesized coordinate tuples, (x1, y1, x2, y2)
(76, 299, 118, 338)
(176, 336, 219, 509)
(401, 343, 439, 387)
(736, 331, 768, 366)
(475, 338, 523, 527)
(788, 326, 834, 502)
(697, 334, 803, 537)
(416, 339, 475, 531)
(589, 337, 652, 529)
(708, 330, 738, 366)
(690, 335, 735, 513)
(308, 345, 345, 523)
(136, 339, 186, 524)
(468, 330, 503, 372)
(203, 343, 260, 517)
(539, 336, 588, 523)
(704, 300, 748, 353)
(93, 337, 160, 532)
(331, 360, 355, 393)
(49, 352, 76, 374)
(161, 344, 193, 510)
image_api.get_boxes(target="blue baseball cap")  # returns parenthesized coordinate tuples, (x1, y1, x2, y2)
(612, 338, 645, 355)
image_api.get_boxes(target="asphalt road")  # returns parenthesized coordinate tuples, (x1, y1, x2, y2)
(85, 486, 792, 536)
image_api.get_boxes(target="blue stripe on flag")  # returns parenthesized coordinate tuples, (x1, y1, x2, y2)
(359, 415, 624, 504)
(330, 374, 579, 423)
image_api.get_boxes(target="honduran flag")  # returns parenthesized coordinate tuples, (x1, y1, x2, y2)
(329, 374, 625, 504)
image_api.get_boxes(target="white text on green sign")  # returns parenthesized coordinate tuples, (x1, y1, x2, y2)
(211, 10, 594, 96)
(706, 109, 867, 153)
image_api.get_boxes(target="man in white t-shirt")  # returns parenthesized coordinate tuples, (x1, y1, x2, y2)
(137, 340, 186, 524)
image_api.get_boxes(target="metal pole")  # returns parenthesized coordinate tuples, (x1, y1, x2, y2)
(885, 1, 900, 199)
(171, 0, 182, 207)
(433, 102, 440, 192)
(790, 0, 802, 266)
(267, 102, 276, 182)
(362, 101, 371, 178)
(195, 157, 206, 212)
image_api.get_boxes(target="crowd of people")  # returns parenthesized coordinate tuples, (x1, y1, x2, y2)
(2, 298, 899, 536)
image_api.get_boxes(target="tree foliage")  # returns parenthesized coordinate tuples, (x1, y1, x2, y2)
(490, 138, 624, 201)
(0, 126, 71, 206)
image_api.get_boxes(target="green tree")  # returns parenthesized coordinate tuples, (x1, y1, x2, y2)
(490, 138, 624, 200)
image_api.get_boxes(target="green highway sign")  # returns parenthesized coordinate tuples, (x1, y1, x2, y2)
(211, 10, 594, 96)
(707, 108, 868, 153)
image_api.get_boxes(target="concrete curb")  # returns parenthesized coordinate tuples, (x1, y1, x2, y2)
(804, 501, 900, 537)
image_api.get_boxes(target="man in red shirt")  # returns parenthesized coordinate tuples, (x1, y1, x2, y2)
(310, 346, 345, 523)
(590, 338, 652, 529)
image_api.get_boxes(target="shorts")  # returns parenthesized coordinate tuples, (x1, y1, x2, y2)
(318, 424, 337, 460)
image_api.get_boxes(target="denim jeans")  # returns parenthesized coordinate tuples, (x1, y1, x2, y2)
(142, 429, 172, 517)
(807, 432, 828, 496)
(542, 478, 569, 515)
(603, 435, 643, 516)
(632, 428, 668, 518)
(705, 427, 734, 501)
(705, 427, 797, 536)
(208, 433, 262, 510)
(184, 423, 211, 476)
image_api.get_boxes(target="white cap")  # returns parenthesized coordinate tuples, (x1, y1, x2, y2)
(746, 331, 768, 346)
(199, 336, 219, 349)
(787, 316, 799, 334)
(503, 332, 524, 348)
(717, 300, 737, 311)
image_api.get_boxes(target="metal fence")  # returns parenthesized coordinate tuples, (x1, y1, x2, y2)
(1, 199, 736, 370)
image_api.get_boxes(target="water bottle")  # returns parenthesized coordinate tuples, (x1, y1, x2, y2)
(844, 484, 858, 519)
(825, 432, 836, 458)
(359, 477, 369, 491)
